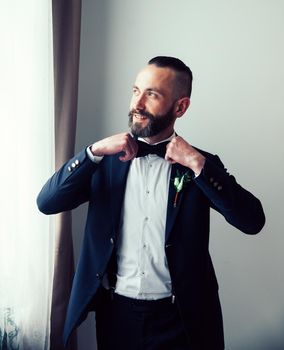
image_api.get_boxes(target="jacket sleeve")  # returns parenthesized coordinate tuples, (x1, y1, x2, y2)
(37, 148, 98, 215)
(194, 155, 265, 234)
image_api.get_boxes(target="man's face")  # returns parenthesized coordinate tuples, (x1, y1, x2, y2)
(128, 65, 178, 138)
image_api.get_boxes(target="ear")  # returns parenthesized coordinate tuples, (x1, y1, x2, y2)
(175, 97, 190, 118)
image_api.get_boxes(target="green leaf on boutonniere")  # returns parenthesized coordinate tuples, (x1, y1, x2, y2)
(172, 170, 191, 207)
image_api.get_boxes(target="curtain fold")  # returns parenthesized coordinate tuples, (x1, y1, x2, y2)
(0, 1, 55, 349)
(51, 1, 82, 349)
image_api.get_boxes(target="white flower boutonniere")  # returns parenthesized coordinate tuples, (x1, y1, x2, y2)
(173, 170, 191, 207)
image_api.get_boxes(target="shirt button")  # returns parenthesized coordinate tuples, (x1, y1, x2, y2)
(145, 217, 149, 221)
(146, 190, 150, 194)
(143, 244, 147, 249)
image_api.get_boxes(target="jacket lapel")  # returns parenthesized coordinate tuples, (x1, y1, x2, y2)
(108, 155, 131, 233)
(165, 163, 194, 242)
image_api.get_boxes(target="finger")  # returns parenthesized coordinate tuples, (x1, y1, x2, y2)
(170, 136, 178, 145)
(121, 149, 133, 161)
(165, 155, 176, 164)
(119, 147, 132, 162)
(165, 150, 176, 164)
(119, 138, 137, 161)
(126, 135, 138, 156)
(119, 154, 129, 162)
(124, 136, 138, 159)
(119, 147, 133, 161)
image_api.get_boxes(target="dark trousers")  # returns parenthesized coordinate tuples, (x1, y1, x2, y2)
(95, 290, 190, 350)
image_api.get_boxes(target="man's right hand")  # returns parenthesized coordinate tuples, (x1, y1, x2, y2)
(90, 133, 138, 162)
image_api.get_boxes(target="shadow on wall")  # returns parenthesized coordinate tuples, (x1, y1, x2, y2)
(237, 320, 284, 350)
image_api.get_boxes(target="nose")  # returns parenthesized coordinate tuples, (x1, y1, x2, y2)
(132, 93, 145, 111)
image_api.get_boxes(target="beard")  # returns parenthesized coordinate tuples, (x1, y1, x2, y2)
(128, 104, 175, 138)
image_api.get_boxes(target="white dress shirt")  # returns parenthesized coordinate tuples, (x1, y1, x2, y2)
(87, 134, 174, 300)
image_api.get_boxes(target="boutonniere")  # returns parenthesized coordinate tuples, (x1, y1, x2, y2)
(172, 170, 191, 208)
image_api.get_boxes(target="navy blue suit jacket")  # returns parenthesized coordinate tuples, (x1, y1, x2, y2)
(37, 147, 265, 349)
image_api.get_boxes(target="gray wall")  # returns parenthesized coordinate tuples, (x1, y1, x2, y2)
(73, 1, 284, 349)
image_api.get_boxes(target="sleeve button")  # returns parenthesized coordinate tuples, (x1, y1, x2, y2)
(68, 166, 72, 172)
(217, 185, 222, 191)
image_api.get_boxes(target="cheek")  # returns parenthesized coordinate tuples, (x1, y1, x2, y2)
(152, 102, 168, 115)
(129, 96, 135, 109)
(146, 100, 161, 112)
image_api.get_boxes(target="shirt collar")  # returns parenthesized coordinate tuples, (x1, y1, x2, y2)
(138, 131, 176, 145)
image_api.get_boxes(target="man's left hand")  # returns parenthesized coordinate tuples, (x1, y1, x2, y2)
(165, 136, 206, 176)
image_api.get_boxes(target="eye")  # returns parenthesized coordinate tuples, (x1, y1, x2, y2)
(147, 91, 158, 98)
(132, 87, 139, 96)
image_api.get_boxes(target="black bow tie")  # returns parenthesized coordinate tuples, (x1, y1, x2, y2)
(136, 140, 169, 158)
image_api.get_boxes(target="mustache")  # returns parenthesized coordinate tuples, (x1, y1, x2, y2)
(128, 109, 154, 120)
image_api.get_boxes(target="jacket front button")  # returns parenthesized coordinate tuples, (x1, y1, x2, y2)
(96, 273, 101, 279)
(110, 237, 114, 244)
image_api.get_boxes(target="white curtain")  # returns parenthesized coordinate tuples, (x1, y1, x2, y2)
(0, 1, 55, 349)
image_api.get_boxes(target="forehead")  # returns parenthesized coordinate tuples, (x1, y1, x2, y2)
(134, 65, 176, 93)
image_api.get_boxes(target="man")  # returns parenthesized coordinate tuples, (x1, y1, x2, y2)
(37, 56, 265, 349)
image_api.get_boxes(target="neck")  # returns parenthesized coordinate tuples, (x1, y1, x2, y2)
(143, 127, 174, 145)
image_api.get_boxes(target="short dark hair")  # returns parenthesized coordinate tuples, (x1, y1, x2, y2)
(148, 56, 193, 98)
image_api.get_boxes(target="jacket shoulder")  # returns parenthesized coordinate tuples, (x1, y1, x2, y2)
(193, 146, 221, 164)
